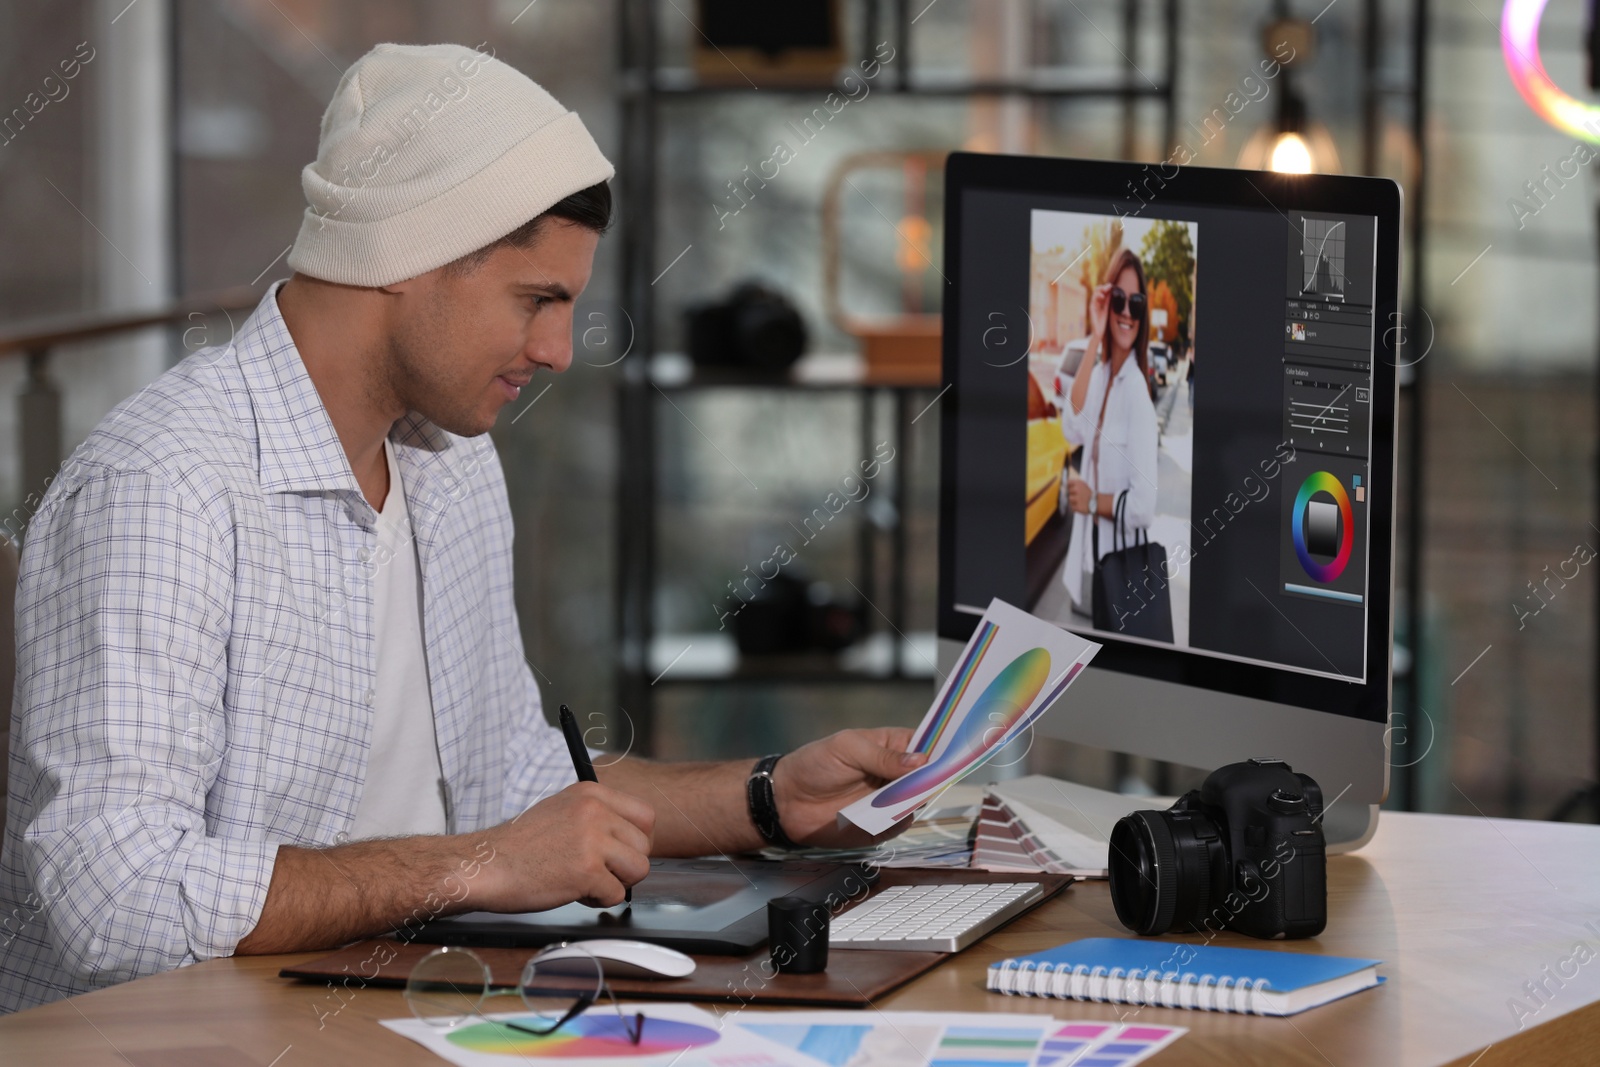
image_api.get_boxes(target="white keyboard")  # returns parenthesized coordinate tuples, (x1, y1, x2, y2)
(829, 882, 1046, 952)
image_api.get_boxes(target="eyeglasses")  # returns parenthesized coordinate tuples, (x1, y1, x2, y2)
(404, 943, 645, 1044)
(1110, 286, 1147, 320)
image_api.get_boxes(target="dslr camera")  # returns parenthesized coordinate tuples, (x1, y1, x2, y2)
(1108, 759, 1327, 939)
(685, 281, 808, 374)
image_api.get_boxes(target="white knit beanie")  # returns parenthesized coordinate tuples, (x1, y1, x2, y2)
(286, 42, 614, 287)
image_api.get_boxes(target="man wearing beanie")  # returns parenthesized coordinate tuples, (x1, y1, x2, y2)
(0, 43, 924, 1013)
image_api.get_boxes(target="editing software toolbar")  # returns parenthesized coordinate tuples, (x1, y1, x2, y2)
(1278, 215, 1376, 610)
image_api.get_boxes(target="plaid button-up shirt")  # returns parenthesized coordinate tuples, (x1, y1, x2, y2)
(0, 281, 575, 1013)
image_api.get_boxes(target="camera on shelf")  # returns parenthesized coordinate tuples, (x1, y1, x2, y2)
(1108, 758, 1328, 940)
(685, 281, 808, 374)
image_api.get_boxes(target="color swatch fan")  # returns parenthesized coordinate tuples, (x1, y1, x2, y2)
(841, 599, 1099, 835)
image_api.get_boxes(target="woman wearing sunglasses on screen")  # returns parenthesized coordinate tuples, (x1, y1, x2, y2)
(1060, 247, 1161, 626)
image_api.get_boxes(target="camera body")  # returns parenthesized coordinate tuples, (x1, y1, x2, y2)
(1109, 758, 1327, 940)
(685, 282, 808, 373)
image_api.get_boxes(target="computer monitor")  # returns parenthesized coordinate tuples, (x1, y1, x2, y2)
(936, 153, 1401, 850)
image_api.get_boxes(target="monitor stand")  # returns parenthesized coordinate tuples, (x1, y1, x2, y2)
(1324, 802, 1381, 854)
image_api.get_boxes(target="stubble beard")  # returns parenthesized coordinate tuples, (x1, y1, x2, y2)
(387, 330, 494, 439)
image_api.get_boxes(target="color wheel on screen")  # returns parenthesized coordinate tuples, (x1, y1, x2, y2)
(445, 1014, 718, 1058)
(1291, 470, 1353, 583)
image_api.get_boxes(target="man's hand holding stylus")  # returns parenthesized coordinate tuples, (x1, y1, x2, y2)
(236, 780, 655, 954)
(474, 782, 655, 912)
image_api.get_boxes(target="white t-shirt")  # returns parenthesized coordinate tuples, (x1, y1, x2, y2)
(348, 437, 448, 839)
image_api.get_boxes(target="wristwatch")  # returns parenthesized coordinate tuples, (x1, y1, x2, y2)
(747, 753, 798, 849)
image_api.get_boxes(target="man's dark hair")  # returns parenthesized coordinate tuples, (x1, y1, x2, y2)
(443, 180, 612, 276)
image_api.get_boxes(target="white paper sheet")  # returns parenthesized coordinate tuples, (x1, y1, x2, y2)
(839, 598, 1100, 835)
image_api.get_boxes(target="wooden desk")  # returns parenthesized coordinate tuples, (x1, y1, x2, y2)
(2, 812, 1597, 1066)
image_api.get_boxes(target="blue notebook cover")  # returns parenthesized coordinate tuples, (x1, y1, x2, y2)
(995, 937, 1381, 992)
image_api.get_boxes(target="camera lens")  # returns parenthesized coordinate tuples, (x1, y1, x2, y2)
(1108, 809, 1228, 936)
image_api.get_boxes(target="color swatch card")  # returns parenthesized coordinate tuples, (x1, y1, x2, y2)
(1033, 1021, 1186, 1067)
(381, 1002, 815, 1067)
(841, 598, 1100, 835)
(739, 1010, 1050, 1067)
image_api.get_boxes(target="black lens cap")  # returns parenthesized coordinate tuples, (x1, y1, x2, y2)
(768, 896, 829, 974)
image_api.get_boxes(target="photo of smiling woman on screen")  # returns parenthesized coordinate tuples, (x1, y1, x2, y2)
(1024, 213, 1197, 647)
(1061, 247, 1160, 623)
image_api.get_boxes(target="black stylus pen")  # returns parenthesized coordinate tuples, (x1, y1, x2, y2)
(559, 704, 631, 904)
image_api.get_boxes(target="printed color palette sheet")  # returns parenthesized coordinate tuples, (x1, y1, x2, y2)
(841, 598, 1100, 834)
(382, 1003, 815, 1067)
(1035, 1021, 1186, 1066)
(737, 1010, 1183, 1067)
(743, 1012, 1034, 1067)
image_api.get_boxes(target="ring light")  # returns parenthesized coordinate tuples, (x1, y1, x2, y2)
(1502, 0, 1600, 142)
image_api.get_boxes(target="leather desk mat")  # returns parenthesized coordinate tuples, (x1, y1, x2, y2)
(279, 870, 1073, 1008)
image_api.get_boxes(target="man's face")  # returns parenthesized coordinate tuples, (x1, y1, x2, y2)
(385, 219, 600, 436)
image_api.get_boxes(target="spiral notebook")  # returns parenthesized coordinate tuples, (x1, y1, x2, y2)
(987, 938, 1384, 1017)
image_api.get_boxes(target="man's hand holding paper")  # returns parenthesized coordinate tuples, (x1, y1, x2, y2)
(840, 599, 1100, 836)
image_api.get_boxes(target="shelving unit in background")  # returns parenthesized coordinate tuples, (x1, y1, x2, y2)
(646, 356, 935, 689)
(613, 0, 1181, 755)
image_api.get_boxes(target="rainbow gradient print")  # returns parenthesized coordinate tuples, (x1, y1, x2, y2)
(1501, 0, 1600, 142)
(1292, 470, 1353, 583)
(908, 620, 999, 757)
(873, 639, 1087, 820)
(446, 1014, 718, 1057)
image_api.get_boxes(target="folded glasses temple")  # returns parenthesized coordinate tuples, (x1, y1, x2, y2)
(610, 986, 647, 1044)
(503, 990, 598, 1037)
(500, 990, 645, 1046)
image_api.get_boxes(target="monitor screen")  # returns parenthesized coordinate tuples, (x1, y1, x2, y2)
(938, 155, 1399, 724)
